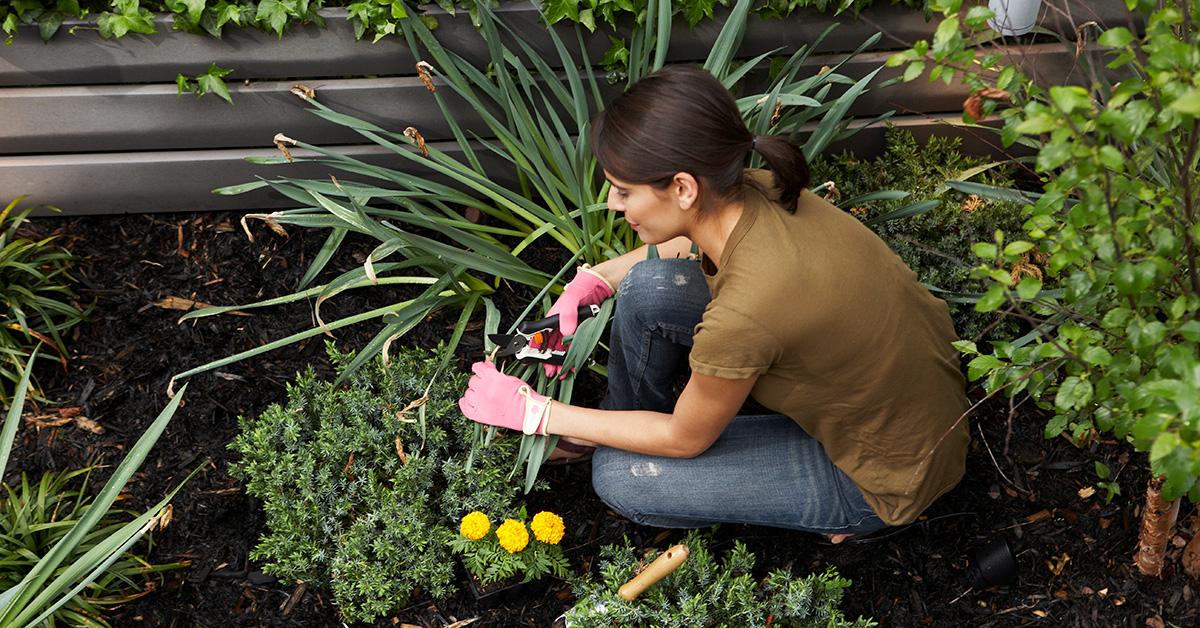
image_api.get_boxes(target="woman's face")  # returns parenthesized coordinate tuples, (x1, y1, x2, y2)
(604, 171, 695, 244)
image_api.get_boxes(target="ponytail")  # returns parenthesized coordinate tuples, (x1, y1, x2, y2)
(747, 135, 810, 213)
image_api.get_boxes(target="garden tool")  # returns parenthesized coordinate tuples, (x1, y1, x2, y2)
(556, 544, 690, 626)
(487, 304, 600, 365)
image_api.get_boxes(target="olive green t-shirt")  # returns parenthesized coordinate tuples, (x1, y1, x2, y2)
(690, 170, 970, 526)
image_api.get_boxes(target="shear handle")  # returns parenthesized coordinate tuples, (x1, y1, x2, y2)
(517, 304, 600, 336)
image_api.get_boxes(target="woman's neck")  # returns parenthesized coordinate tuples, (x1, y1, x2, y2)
(688, 196, 745, 269)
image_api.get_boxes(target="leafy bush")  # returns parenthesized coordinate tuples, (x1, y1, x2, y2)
(893, 0, 1200, 501)
(0, 197, 89, 405)
(0, 468, 186, 627)
(811, 128, 1026, 341)
(0, 353, 191, 627)
(564, 530, 874, 627)
(229, 343, 528, 623)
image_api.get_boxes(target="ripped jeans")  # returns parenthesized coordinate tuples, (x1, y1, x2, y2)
(591, 258, 887, 536)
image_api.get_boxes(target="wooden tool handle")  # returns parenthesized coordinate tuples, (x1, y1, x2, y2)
(617, 544, 689, 601)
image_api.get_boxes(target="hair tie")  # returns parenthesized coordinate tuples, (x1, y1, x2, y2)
(750, 136, 758, 151)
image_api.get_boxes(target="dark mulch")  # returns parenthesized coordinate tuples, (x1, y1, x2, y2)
(12, 211, 1197, 627)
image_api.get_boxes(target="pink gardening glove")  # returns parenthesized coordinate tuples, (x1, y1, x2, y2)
(540, 266, 615, 377)
(458, 361, 552, 435)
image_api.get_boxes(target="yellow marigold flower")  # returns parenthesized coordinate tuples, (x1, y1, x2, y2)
(459, 511, 490, 541)
(530, 511, 565, 545)
(495, 519, 529, 553)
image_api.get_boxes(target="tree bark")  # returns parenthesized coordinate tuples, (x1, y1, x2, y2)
(1135, 476, 1180, 577)
(1184, 511, 1200, 579)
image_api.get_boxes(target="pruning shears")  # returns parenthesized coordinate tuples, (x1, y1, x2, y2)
(487, 304, 600, 365)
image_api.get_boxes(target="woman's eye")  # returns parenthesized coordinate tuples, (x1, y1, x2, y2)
(617, 191, 629, 198)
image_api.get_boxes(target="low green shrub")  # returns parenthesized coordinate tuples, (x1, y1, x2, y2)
(0, 468, 186, 627)
(812, 128, 1027, 341)
(0, 197, 89, 404)
(229, 343, 529, 623)
(564, 530, 874, 627)
(0, 352, 191, 628)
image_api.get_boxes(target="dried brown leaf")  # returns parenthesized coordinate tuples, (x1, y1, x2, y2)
(963, 93, 984, 121)
(73, 416, 104, 434)
(274, 133, 297, 163)
(395, 436, 408, 465)
(290, 84, 316, 99)
(417, 61, 436, 93)
(404, 127, 429, 157)
(155, 296, 215, 312)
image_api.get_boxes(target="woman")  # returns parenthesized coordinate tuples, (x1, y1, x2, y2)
(457, 65, 969, 540)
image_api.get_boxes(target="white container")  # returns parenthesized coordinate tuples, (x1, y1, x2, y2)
(988, 0, 1042, 36)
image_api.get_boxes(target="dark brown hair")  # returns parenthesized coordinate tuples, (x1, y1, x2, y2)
(590, 65, 810, 214)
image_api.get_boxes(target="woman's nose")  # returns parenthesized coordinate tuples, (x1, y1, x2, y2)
(607, 189, 624, 212)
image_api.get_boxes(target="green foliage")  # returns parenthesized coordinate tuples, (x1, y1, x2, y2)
(811, 128, 1027, 341)
(228, 343, 528, 623)
(898, 1, 1200, 501)
(0, 354, 191, 627)
(539, 0, 924, 78)
(564, 531, 874, 627)
(0, 197, 89, 405)
(175, 62, 233, 104)
(0, 468, 186, 627)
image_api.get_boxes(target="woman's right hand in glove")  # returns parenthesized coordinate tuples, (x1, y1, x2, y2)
(539, 265, 614, 377)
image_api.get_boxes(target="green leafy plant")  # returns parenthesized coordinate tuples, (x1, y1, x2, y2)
(540, 0, 925, 80)
(175, 63, 234, 104)
(0, 467, 187, 627)
(228, 343, 529, 623)
(891, 0, 1200, 573)
(811, 128, 1026, 341)
(180, 0, 899, 491)
(0, 352, 192, 627)
(564, 530, 874, 627)
(449, 508, 570, 585)
(0, 197, 89, 404)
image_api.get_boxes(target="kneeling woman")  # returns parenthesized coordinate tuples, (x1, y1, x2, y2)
(458, 65, 969, 539)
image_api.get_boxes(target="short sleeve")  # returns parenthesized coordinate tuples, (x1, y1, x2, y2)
(689, 304, 781, 379)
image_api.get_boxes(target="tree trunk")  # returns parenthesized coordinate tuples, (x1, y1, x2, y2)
(1184, 512, 1200, 579)
(1135, 476, 1180, 577)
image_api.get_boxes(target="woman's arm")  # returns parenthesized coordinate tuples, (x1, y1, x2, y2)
(589, 236, 695, 291)
(548, 371, 756, 458)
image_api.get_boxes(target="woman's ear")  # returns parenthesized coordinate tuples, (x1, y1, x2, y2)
(673, 172, 700, 211)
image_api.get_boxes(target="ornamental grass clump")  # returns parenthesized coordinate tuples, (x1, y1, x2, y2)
(0, 196, 90, 404)
(564, 530, 874, 627)
(449, 509, 570, 586)
(0, 468, 188, 627)
(0, 352, 191, 628)
(229, 343, 531, 623)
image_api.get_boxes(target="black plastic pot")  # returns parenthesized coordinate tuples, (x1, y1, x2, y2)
(967, 536, 1018, 589)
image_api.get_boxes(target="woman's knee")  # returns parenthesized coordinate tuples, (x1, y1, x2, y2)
(591, 449, 657, 525)
(614, 259, 707, 329)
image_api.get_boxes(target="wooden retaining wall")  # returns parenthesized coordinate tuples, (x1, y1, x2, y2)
(0, 1, 1133, 215)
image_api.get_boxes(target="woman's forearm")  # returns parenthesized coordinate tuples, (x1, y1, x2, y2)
(548, 401, 701, 458)
(589, 236, 694, 291)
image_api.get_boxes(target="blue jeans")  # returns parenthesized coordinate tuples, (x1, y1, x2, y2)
(592, 258, 887, 536)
